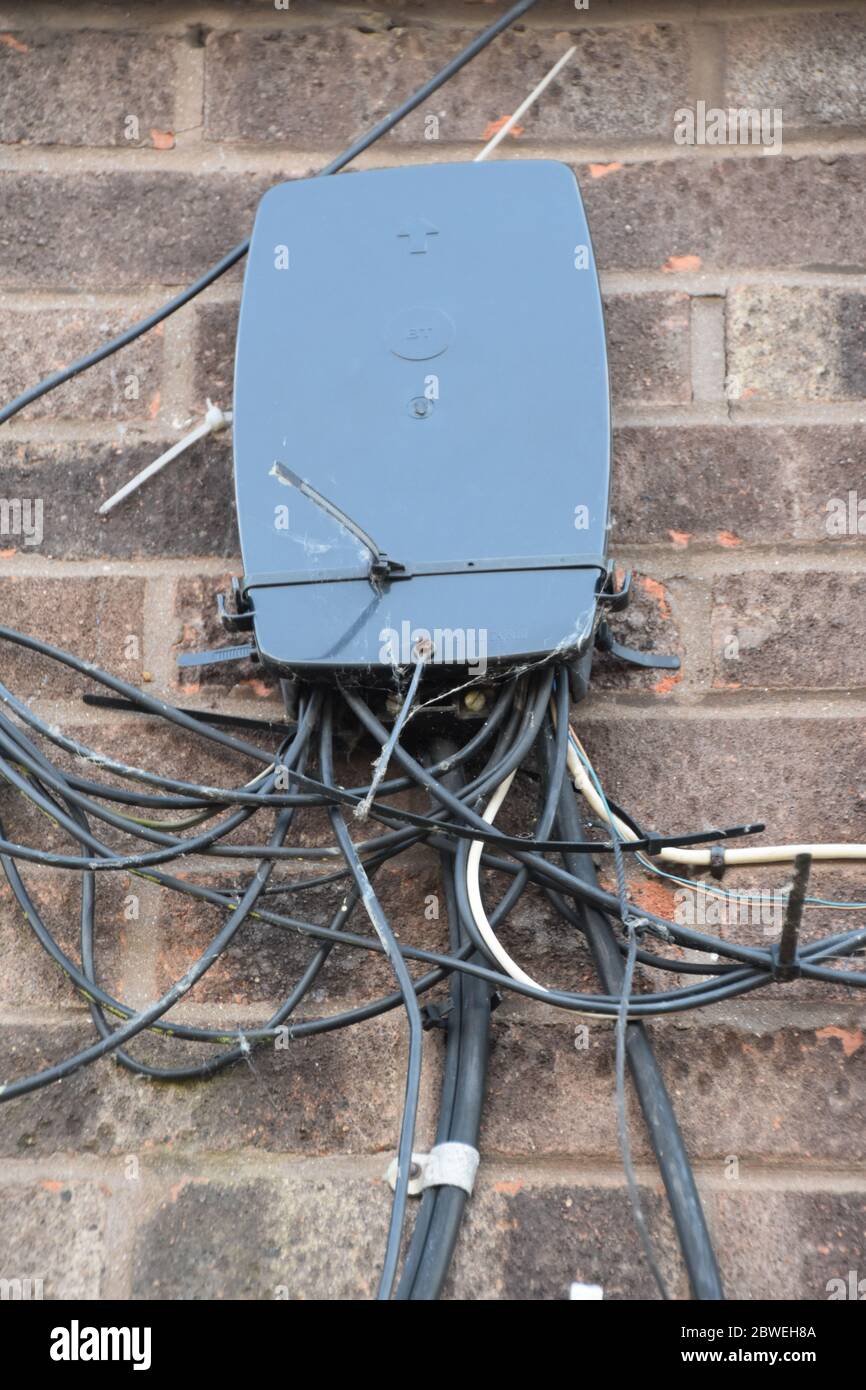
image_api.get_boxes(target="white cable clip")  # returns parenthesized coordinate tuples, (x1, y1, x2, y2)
(384, 1142, 480, 1198)
(570, 1282, 604, 1300)
(98, 399, 233, 515)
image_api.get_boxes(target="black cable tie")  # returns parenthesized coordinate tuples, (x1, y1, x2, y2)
(709, 844, 726, 880)
(421, 1000, 454, 1031)
(772, 852, 811, 982)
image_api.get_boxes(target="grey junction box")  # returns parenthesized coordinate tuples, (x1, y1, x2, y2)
(232, 159, 611, 684)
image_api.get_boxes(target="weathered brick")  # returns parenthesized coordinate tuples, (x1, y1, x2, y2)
(481, 1018, 866, 1163)
(130, 1172, 683, 1300)
(614, 422, 866, 551)
(605, 292, 691, 405)
(464, 1185, 866, 1301)
(728, 286, 866, 402)
(0, 1181, 109, 1299)
(0, 871, 131, 1011)
(725, 13, 866, 131)
(0, 575, 145, 696)
(132, 1175, 390, 1300)
(193, 300, 238, 407)
(204, 23, 689, 146)
(127, 1172, 866, 1300)
(581, 714, 866, 845)
(711, 571, 866, 689)
(579, 154, 866, 272)
(0, 306, 164, 421)
(0, 1016, 416, 1158)
(0, 31, 176, 146)
(708, 1188, 866, 1301)
(611, 424, 799, 546)
(657, 860, 866, 1005)
(788, 425, 866, 542)
(0, 172, 275, 289)
(0, 716, 273, 856)
(0, 439, 237, 558)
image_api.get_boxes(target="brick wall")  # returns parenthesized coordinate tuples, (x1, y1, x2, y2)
(0, 0, 865, 1301)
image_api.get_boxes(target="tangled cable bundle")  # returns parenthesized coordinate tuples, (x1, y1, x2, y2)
(2, 627, 865, 1300)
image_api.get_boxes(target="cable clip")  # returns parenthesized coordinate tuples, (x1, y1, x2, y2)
(384, 1143, 480, 1198)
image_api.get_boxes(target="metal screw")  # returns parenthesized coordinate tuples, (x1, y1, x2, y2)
(409, 396, 432, 418)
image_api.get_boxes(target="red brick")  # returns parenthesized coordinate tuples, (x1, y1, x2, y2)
(0, 31, 176, 146)
(579, 154, 866, 272)
(728, 286, 866, 402)
(611, 424, 799, 547)
(0, 871, 130, 1011)
(580, 714, 866, 845)
(3, 155, 864, 291)
(0, 575, 145, 697)
(0, 439, 237, 558)
(0, 172, 274, 289)
(606, 293, 691, 405)
(0, 1182, 110, 1299)
(204, 22, 689, 146)
(711, 571, 866, 689)
(725, 13, 866, 132)
(0, 1016, 417, 1158)
(481, 1018, 866, 1163)
(0, 306, 165, 422)
(591, 572, 686, 692)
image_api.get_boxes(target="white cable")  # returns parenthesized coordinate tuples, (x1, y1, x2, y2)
(466, 761, 620, 1017)
(98, 400, 232, 515)
(566, 734, 866, 867)
(466, 771, 549, 992)
(474, 45, 576, 162)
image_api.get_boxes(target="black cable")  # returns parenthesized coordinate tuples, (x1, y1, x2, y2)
(547, 725, 725, 1302)
(319, 694, 424, 1301)
(1, 622, 865, 1300)
(397, 739, 494, 1301)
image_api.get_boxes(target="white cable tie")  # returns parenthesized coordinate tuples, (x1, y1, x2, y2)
(474, 45, 576, 162)
(570, 1282, 604, 1300)
(98, 399, 233, 515)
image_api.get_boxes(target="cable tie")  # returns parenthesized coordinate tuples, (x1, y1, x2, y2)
(98, 400, 232, 515)
(709, 844, 726, 880)
(420, 999, 454, 1031)
(772, 851, 811, 981)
